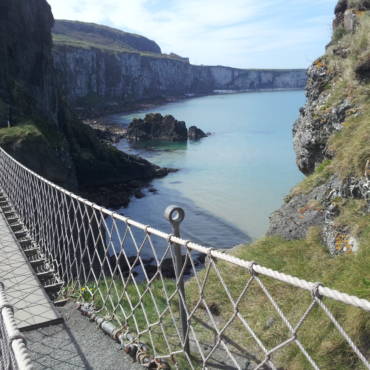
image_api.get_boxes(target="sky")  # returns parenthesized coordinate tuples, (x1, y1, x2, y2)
(47, 0, 338, 69)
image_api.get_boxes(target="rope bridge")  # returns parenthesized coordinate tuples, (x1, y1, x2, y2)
(0, 146, 369, 369)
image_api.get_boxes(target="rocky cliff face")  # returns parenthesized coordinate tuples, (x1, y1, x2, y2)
(0, 0, 56, 118)
(0, 0, 169, 200)
(52, 21, 307, 117)
(268, 0, 370, 254)
(0, 0, 77, 187)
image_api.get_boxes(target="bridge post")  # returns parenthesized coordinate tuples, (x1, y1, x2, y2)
(164, 205, 190, 356)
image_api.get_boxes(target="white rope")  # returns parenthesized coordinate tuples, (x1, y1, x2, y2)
(0, 146, 369, 369)
(0, 283, 33, 370)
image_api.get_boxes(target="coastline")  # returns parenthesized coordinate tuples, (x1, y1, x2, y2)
(82, 89, 303, 238)
(80, 88, 305, 122)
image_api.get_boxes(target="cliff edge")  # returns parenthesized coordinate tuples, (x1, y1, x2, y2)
(268, 0, 370, 254)
(52, 20, 307, 117)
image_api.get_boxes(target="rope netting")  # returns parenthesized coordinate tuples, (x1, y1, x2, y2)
(0, 146, 369, 369)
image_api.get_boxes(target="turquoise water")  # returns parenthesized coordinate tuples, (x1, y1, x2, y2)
(111, 90, 305, 250)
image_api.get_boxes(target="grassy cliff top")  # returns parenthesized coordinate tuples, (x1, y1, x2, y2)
(52, 20, 190, 62)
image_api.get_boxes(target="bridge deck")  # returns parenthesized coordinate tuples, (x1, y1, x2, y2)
(0, 210, 61, 330)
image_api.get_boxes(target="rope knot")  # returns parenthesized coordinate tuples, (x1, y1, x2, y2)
(0, 303, 14, 314)
(9, 333, 26, 347)
(166, 234, 173, 244)
(184, 240, 191, 250)
(311, 282, 323, 299)
(248, 261, 257, 276)
(206, 247, 215, 257)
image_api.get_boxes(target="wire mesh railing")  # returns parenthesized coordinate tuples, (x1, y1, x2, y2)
(0, 146, 369, 369)
(0, 282, 32, 370)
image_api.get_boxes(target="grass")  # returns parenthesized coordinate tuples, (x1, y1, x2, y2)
(333, 26, 348, 42)
(69, 277, 195, 368)
(184, 230, 370, 369)
(53, 34, 189, 62)
(0, 123, 42, 145)
(67, 226, 370, 369)
(290, 159, 333, 197)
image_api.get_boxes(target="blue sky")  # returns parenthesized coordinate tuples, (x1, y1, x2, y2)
(47, 0, 338, 69)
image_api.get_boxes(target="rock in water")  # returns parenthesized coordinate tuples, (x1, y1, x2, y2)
(188, 126, 207, 140)
(126, 113, 188, 141)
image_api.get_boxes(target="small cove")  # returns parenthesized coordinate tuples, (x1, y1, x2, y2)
(110, 90, 306, 252)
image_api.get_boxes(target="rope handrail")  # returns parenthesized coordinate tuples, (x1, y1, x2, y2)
(0, 282, 32, 370)
(0, 146, 369, 369)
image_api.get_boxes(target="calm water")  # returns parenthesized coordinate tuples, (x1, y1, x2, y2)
(110, 90, 305, 251)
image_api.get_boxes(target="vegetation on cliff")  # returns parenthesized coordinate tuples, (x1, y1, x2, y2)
(53, 20, 189, 61)
(181, 0, 370, 367)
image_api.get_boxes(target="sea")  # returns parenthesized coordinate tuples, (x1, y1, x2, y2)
(108, 90, 305, 251)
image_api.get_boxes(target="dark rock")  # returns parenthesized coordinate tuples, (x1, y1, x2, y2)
(134, 190, 145, 199)
(84, 120, 127, 143)
(357, 0, 370, 11)
(142, 253, 208, 279)
(268, 174, 369, 243)
(333, 46, 349, 58)
(188, 126, 207, 140)
(195, 253, 207, 265)
(267, 184, 327, 240)
(160, 256, 191, 278)
(209, 303, 221, 316)
(355, 56, 370, 81)
(105, 253, 154, 274)
(333, 0, 348, 28)
(335, 0, 348, 15)
(127, 113, 188, 142)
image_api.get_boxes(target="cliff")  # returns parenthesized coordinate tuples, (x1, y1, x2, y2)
(200, 2, 370, 367)
(52, 20, 307, 117)
(53, 20, 162, 55)
(268, 0, 370, 254)
(0, 0, 168, 200)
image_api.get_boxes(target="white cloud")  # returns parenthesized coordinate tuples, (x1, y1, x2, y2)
(46, 0, 337, 68)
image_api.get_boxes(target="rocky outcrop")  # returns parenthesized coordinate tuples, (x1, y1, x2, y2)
(52, 21, 307, 117)
(269, 0, 370, 254)
(188, 126, 207, 140)
(268, 174, 369, 253)
(355, 55, 370, 81)
(126, 114, 208, 142)
(293, 61, 353, 175)
(126, 113, 188, 142)
(83, 119, 127, 143)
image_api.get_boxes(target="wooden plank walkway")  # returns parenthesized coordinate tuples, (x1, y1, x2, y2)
(0, 210, 61, 331)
